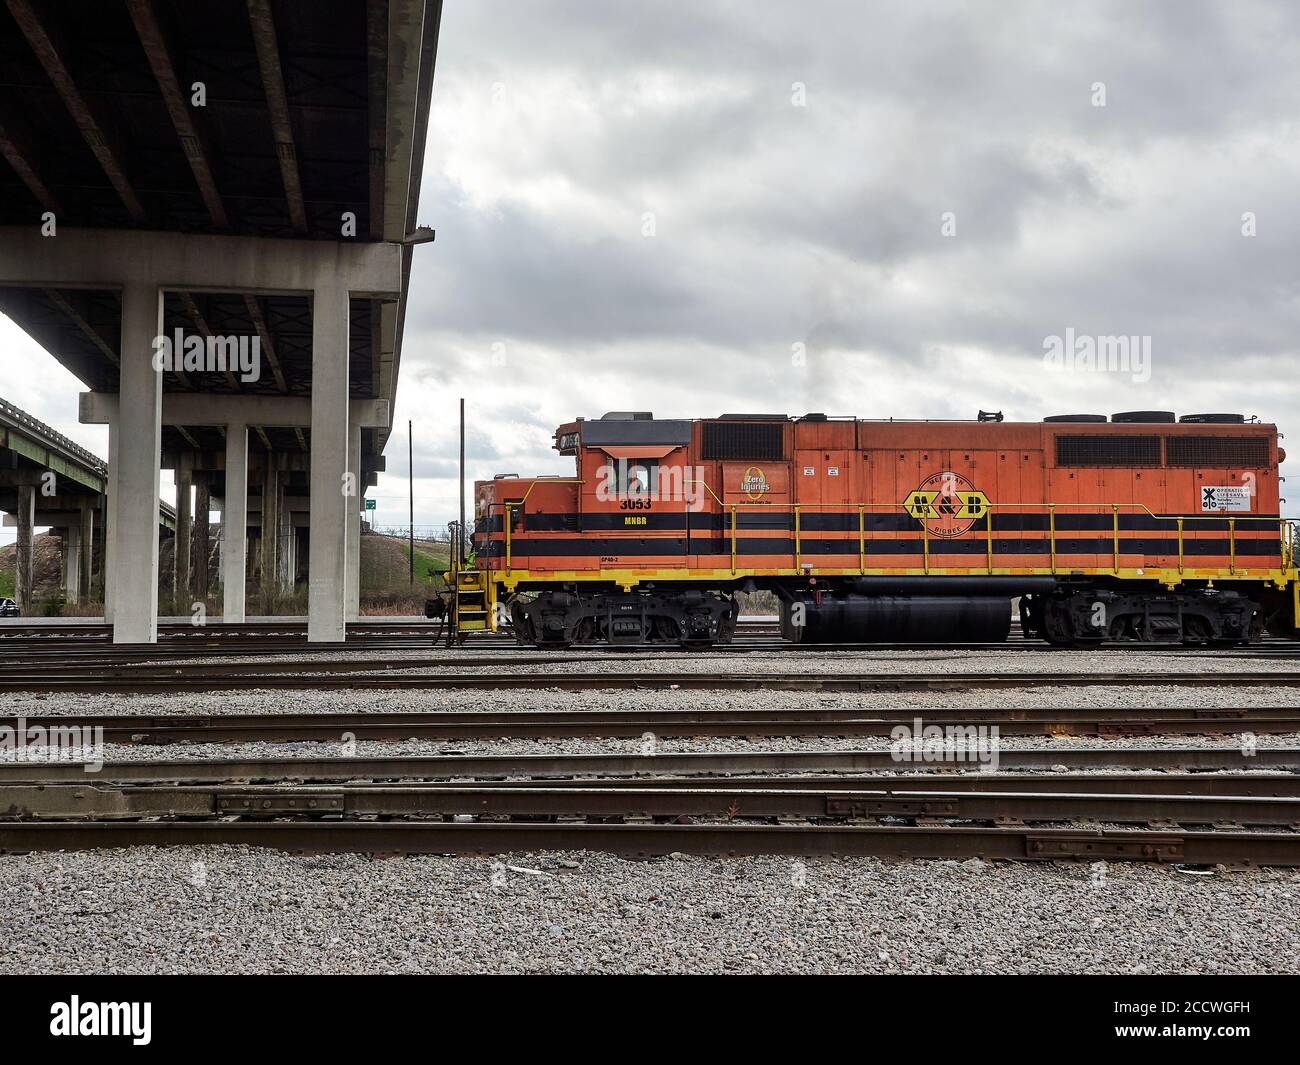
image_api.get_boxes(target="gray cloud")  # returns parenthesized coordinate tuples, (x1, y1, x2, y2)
(9, 1, 1300, 533)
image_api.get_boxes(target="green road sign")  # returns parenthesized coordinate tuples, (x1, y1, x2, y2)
(365, 499, 376, 511)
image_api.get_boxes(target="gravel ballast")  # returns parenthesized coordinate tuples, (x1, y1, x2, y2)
(4, 644, 1299, 975)
(2, 846, 1297, 974)
(5, 682, 1300, 718)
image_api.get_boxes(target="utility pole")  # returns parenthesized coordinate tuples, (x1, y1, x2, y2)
(459, 397, 466, 563)
(408, 418, 415, 584)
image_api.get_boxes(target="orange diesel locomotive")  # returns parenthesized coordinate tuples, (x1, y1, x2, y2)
(444, 411, 1299, 647)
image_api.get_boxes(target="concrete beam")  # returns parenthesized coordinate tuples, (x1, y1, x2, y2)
(42, 288, 120, 369)
(81, 393, 390, 430)
(7, 0, 147, 223)
(126, 0, 228, 229)
(4, 510, 82, 526)
(243, 295, 289, 392)
(0, 107, 63, 215)
(0, 227, 402, 297)
(247, 0, 307, 233)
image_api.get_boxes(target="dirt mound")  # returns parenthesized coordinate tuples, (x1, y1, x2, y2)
(0, 532, 66, 599)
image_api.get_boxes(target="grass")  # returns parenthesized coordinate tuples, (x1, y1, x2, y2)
(0, 569, 13, 599)
(404, 543, 448, 586)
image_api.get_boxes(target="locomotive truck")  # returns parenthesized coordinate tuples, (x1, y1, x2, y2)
(432, 411, 1299, 648)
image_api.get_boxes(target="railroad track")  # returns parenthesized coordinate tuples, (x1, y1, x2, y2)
(5, 744, 1299, 863)
(5, 706, 1297, 743)
(2, 635, 1296, 657)
(3, 746, 1295, 784)
(1, 665, 1297, 693)
(3, 754, 1300, 863)
(10, 642, 1300, 665)
(8, 820, 1297, 864)
(3, 619, 1295, 661)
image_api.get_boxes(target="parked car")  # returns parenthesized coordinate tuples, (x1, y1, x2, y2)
(0, 598, 20, 618)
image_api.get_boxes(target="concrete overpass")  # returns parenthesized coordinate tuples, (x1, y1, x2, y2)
(0, 394, 176, 610)
(0, 0, 442, 641)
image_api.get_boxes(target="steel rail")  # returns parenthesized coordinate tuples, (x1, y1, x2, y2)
(2, 669, 1299, 694)
(0, 655, 616, 677)
(2, 820, 1298, 864)
(5, 706, 1300, 744)
(2, 641, 1296, 665)
(2, 747, 1296, 785)
(10, 770, 1296, 795)
(7, 781, 1300, 827)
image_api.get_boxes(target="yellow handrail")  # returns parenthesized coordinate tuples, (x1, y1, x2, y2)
(858, 505, 866, 575)
(504, 503, 512, 573)
(1048, 505, 1057, 573)
(730, 505, 737, 575)
(1112, 505, 1120, 574)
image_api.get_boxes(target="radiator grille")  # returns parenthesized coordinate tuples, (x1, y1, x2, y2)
(1166, 436, 1270, 468)
(1055, 435, 1161, 466)
(702, 421, 785, 460)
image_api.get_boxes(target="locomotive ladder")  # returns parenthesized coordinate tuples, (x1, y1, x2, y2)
(450, 569, 490, 638)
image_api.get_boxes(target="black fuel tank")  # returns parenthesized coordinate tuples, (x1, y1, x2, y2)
(781, 595, 1011, 643)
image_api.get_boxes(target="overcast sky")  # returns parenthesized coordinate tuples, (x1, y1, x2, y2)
(4, 0, 1299, 543)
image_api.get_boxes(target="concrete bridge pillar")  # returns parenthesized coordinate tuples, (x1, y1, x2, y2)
(104, 420, 119, 622)
(61, 519, 82, 602)
(110, 281, 163, 643)
(193, 474, 210, 604)
(78, 504, 94, 606)
(308, 285, 350, 643)
(347, 417, 362, 621)
(14, 482, 34, 613)
(282, 521, 298, 593)
(174, 459, 192, 608)
(260, 460, 280, 605)
(223, 423, 249, 622)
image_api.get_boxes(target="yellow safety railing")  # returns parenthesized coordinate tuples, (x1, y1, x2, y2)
(487, 482, 1298, 582)
(497, 479, 585, 574)
(713, 500, 1289, 578)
